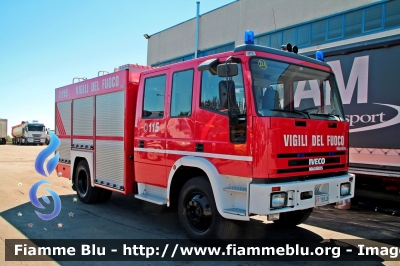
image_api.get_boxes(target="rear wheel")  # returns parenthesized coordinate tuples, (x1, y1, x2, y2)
(273, 208, 313, 227)
(75, 160, 101, 203)
(178, 177, 242, 240)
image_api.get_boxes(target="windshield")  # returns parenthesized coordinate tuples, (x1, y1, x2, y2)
(250, 58, 345, 120)
(28, 125, 45, 131)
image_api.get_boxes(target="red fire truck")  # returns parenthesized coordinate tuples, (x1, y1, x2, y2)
(55, 32, 354, 240)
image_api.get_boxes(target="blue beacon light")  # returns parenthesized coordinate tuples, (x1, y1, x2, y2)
(316, 51, 324, 62)
(244, 30, 254, 44)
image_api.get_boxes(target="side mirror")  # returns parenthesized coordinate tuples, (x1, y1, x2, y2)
(217, 63, 238, 77)
(218, 80, 238, 126)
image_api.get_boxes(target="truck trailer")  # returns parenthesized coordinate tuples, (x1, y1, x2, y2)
(55, 31, 355, 240)
(0, 118, 7, 145)
(305, 43, 400, 193)
(12, 120, 47, 145)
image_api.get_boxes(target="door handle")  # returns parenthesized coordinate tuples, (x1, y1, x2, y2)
(195, 143, 204, 152)
(139, 140, 144, 148)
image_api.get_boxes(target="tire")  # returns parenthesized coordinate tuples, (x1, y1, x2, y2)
(97, 189, 112, 203)
(75, 160, 101, 203)
(178, 176, 242, 240)
(273, 208, 313, 227)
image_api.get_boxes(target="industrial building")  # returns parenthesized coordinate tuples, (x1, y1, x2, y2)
(146, 0, 400, 66)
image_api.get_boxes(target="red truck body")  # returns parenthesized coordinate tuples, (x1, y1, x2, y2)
(55, 42, 354, 240)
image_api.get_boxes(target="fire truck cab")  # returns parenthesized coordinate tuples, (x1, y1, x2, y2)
(55, 32, 354, 240)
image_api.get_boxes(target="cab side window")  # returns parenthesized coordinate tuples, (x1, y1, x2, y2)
(200, 64, 246, 143)
(142, 75, 166, 118)
(170, 69, 194, 117)
(200, 70, 224, 113)
(200, 65, 245, 115)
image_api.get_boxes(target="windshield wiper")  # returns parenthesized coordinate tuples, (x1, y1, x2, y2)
(270, 109, 310, 119)
(308, 113, 342, 120)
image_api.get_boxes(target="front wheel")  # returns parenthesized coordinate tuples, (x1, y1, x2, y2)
(273, 208, 313, 227)
(178, 177, 242, 240)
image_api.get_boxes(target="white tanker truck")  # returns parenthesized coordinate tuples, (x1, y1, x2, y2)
(12, 120, 47, 145)
(0, 118, 7, 145)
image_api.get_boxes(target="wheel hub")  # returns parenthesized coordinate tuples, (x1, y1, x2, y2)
(185, 193, 212, 232)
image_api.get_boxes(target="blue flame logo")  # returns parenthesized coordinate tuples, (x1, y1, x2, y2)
(35, 131, 60, 177)
(29, 180, 62, 221)
(30, 131, 62, 221)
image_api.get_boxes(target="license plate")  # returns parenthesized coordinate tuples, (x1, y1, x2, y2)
(315, 194, 329, 206)
(267, 213, 280, 221)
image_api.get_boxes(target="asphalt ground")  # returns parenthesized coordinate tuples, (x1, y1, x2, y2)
(0, 145, 399, 266)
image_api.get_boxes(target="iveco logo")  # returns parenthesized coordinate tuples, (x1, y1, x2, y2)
(309, 158, 325, 165)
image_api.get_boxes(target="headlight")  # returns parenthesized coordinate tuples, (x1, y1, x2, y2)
(340, 183, 350, 196)
(271, 192, 287, 208)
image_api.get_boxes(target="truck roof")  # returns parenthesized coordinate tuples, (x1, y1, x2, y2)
(55, 44, 332, 103)
(148, 43, 332, 74)
(55, 65, 152, 103)
(234, 44, 331, 69)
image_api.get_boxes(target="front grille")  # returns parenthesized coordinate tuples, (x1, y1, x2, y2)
(277, 164, 345, 174)
(277, 151, 345, 158)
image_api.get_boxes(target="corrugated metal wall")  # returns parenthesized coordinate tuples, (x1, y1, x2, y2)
(95, 91, 125, 189)
(73, 97, 93, 136)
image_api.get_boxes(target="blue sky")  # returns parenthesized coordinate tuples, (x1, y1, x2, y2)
(0, 0, 234, 135)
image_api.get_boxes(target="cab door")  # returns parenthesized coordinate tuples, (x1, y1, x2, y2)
(134, 70, 169, 187)
(195, 61, 251, 178)
(165, 68, 196, 169)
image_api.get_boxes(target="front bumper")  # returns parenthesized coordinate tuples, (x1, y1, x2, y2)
(27, 138, 46, 143)
(249, 173, 355, 215)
